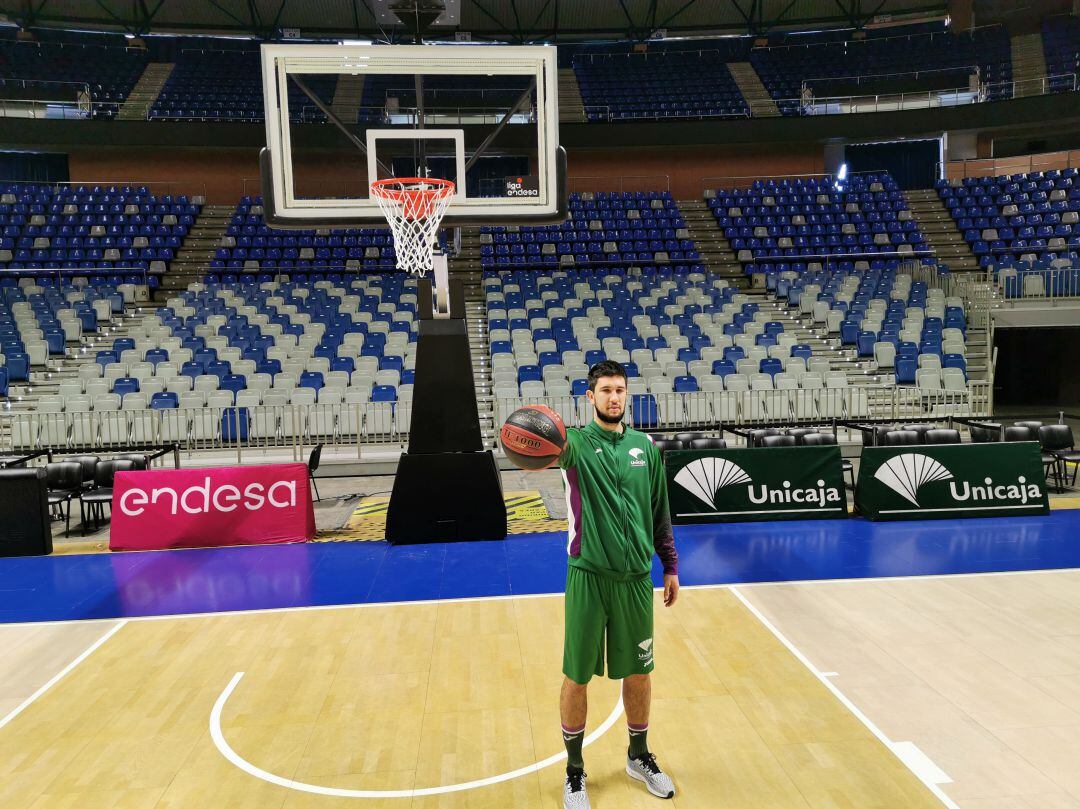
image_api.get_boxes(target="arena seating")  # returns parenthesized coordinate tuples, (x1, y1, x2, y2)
(769, 267, 968, 389)
(480, 192, 699, 270)
(750, 26, 1013, 115)
(572, 43, 750, 121)
(210, 196, 448, 278)
(480, 265, 890, 429)
(12, 276, 417, 446)
(706, 173, 926, 274)
(357, 74, 533, 124)
(0, 279, 134, 387)
(150, 49, 336, 122)
(0, 37, 147, 119)
(0, 184, 199, 279)
(1042, 15, 1080, 91)
(936, 169, 1080, 267)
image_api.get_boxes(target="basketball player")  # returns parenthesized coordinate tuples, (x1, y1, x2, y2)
(554, 360, 679, 807)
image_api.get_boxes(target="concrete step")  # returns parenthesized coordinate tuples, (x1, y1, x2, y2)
(727, 62, 781, 117)
(118, 62, 175, 120)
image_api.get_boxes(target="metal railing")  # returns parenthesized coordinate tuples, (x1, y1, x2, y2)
(796, 73, 1076, 116)
(2, 385, 990, 459)
(496, 386, 990, 431)
(990, 266, 1080, 302)
(580, 71, 1073, 125)
(581, 105, 751, 122)
(0, 402, 412, 461)
(799, 64, 980, 93)
(942, 148, 1080, 181)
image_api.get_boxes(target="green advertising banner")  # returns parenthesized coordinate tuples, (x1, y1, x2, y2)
(855, 442, 1050, 521)
(665, 446, 848, 524)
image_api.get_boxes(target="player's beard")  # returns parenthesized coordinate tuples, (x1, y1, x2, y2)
(594, 402, 624, 424)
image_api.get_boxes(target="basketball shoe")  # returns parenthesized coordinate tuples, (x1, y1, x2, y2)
(626, 751, 675, 798)
(563, 767, 590, 808)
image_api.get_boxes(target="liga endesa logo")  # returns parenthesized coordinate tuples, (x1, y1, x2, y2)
(118, 476, 298, 517)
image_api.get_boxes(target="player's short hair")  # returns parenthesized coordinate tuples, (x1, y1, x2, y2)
(588, 360, 628, 391)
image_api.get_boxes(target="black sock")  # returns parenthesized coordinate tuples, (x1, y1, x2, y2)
(628, 722, 649, 758)
(562, 724, 585, 770)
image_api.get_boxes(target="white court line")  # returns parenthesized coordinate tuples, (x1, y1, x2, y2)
(729, 587, 960, 809)
(6, 565, 1080, 629)
(210, 671, 624, 798)
(0, 620, 127, 732)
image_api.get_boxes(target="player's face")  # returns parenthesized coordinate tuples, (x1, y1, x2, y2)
(588, 375, 626, 425)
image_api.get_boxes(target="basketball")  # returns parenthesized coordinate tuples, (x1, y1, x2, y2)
(500, 405, 567, 470)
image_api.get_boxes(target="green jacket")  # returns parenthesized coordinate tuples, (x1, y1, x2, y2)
(558, 421, 678, 581)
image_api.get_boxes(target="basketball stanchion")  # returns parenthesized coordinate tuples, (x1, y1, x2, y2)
(372, 176, 508, 543)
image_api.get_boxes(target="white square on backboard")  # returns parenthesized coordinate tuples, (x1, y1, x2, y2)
(365, 129, 466, 202)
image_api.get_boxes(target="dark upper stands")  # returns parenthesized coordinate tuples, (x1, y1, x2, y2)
(357, 74, 533, 124)
(0, 36, 147, 119)
(573, 41, 750, 121)
(150, 48, 337, 122)
(750, 25, 1013, 115)
(1042, 15, 1080, 92)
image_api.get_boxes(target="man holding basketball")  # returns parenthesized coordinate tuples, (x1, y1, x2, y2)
(503, 359, 678, 808)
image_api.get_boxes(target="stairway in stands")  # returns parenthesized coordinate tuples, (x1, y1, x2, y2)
(118, 62, 174, 120)
(903, 189, 979, 272)
(677, 199, 749, 286)
(1010, 33, 1048, 97)
(559, 68, 587, 122)
(727, 62, 781, 117)
(449, 231, 495, 444)
(157, 204, 234, 298)
(331, 74, 366, 122)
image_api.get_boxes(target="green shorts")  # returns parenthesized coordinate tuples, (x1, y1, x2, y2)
(563, 565, 655, 684)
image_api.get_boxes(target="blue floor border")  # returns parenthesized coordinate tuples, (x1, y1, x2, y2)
(2, 510, 1079, 624)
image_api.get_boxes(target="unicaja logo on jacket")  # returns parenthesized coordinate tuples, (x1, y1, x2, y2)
(628, 447, 647, 467)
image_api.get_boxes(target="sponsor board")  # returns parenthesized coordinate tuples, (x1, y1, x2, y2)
(109, 463, 316, 550)
(665, 446, 848, 523)
(855, 442, 1049, 521)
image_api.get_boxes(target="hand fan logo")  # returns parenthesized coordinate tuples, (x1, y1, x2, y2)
(674, 458, 751, 508)
(872, 453, 953, 506)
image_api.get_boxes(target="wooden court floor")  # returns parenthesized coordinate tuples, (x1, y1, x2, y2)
(0, 589, 942, 809)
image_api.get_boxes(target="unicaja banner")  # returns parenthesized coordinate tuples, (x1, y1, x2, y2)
(109, 463, 316, 551)
(665, 446, 848, 523)
(855, 442, 1049, 521)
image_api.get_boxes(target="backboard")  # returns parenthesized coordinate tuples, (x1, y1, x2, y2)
(259, 43, 566, 228)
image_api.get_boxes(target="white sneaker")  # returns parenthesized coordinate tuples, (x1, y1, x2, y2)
(563, 768, 590, 809)
(626, 752, 675, 799)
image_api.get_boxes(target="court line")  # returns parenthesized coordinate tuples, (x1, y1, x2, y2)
(0, 620, 127, 732)
(210, 671, 624, 798)
(729, 587, 960, 809)
(6, 565, 1080, 629)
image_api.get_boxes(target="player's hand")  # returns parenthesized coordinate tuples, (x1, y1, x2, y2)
(663, 574, 679, 607)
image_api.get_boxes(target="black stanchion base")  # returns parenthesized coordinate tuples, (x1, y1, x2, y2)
(385, 450, 507, 544)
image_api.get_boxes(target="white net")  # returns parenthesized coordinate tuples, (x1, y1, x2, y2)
(370, 177, 455, 275)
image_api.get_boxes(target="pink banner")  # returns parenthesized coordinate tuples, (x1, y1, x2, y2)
(109, 463, 316, 551)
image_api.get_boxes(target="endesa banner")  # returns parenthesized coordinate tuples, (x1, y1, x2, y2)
(109, 463, 316, 551)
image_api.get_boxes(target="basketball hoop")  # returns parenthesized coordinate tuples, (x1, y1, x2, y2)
(370, 177, 455, 276)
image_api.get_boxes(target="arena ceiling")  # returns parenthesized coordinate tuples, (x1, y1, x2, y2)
(0, 0, 947, 42)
